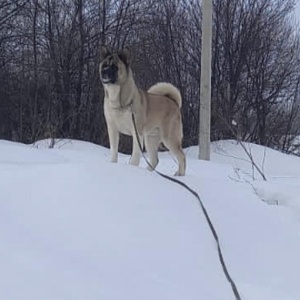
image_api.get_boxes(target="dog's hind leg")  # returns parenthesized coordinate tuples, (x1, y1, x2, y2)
(173, 146, 186, 176)
(164, 140, 186, 176)
(144, 134, 161, 171)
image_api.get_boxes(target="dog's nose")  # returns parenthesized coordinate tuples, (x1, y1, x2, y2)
(101, 65, 116, 77)
(101, 64, 118, 84)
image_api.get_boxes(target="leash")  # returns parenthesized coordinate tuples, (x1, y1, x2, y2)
(131, 106, 242, 300)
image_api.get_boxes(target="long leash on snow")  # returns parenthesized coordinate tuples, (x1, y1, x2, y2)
(131, 106, 242, 300)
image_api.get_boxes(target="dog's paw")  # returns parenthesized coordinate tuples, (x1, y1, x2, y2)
(129, 156, 140, 166)
(174, 170, 185, 176)
(147, 165, 155, 172)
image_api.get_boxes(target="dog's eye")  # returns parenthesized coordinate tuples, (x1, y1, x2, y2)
(118, 54, 125, 62)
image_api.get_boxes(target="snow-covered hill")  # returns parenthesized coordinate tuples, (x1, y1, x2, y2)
(1, 139, 300, 300)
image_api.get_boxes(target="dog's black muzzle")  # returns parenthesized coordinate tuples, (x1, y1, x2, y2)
(101, 65, 118, 84)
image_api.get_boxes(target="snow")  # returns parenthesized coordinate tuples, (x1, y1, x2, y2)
(1, 138, 300, 300)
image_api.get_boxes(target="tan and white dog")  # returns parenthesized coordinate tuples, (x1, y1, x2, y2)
(99, 46, 186, 176)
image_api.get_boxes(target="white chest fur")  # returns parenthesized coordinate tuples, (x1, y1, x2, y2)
(106, 107, 133, 135)
(105, 84, 121, 103)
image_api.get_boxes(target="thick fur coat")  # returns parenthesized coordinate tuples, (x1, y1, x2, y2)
(99, 47, 186, 176)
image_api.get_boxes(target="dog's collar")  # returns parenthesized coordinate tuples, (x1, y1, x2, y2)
(110, 99, 133, 111)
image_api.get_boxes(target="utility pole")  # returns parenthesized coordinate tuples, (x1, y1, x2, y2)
(198, 0, 212, 160)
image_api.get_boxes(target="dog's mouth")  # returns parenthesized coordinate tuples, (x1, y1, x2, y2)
(102, 77, 113, 84)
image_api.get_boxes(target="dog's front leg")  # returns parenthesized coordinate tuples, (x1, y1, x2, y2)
(107, 124, 119, 163)
(130, 132, 143, 166)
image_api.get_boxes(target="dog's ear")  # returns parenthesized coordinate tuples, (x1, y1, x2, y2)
(122, 48, 131, 61)
(118, 48, 131, 67)
(100, 45, 111, 60)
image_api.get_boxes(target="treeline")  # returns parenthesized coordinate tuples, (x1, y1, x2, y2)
(0, 0, 299, 154)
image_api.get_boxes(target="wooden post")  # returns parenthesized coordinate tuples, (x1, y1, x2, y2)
(199, 0, 212, 160)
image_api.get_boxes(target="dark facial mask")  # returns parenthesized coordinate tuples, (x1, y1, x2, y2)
(101, 64, 118, 84)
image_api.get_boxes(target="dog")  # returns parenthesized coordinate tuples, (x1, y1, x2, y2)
(99, 46, 186, 176)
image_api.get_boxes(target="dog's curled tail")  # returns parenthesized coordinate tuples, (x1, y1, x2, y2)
(148, 82, 182, 108)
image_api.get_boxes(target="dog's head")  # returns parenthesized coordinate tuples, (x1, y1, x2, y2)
(99, 46, 130, 85)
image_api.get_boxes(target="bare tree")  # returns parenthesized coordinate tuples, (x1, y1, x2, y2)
(0, 0, 299, 156)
